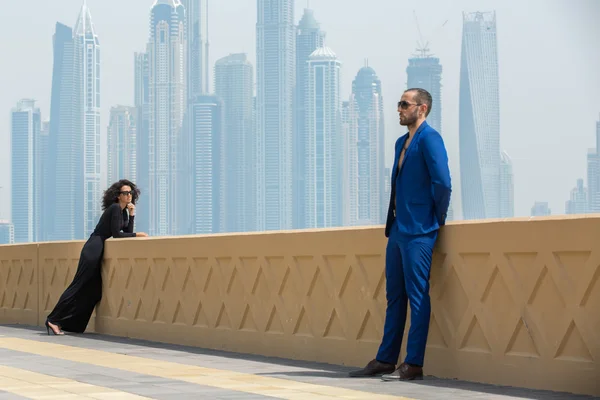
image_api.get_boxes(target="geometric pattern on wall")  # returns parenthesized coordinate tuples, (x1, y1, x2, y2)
(0, 244, 38, 325)
(37, 241, 92, 327)
(1, 218, 599, 396)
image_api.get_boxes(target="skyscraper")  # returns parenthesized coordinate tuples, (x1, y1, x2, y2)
(215, 53, 255, 233)
(38, 121, 50, 238)
(531, 201, 551, 216)
(47, 22, 76, 241)
(341, 100, 351, 226)
(147, 0, 186, 236)
(134, 52, 150, 234)
(499, 151, 514, 217)
(0, 221, 14, 245)
(586, 114, 600, 212)
(256, 0, 295, 231)
(186, 95, 224, 234)
(566, 179, 588, 214)
(406, 52, 442, 133)
(45, 4, 100, 241)
(181, 0, 204, 97)
(459, 11, 501, 220)
(345, 66, 386, 226)
(294, 8, 325, 229)
(11, 99, 41, 243)
(107, 106, 137, 185)
(74, 2, 102, 238)
(305, 47, 343, 228)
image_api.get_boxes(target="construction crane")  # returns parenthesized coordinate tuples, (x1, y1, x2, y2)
(412, 10, 448, 58)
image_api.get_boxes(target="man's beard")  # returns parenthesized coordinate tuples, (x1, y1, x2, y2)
(400, 113, 418, 126)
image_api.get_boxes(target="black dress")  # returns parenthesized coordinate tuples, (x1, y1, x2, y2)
(47, 203, 137, 333)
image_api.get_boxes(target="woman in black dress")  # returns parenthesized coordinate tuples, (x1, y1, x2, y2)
(45, 179, 148, 335)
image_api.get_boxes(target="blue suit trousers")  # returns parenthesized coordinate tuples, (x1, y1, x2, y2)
(376, 221, 437, 367)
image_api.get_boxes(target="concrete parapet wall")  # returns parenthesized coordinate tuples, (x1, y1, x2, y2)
(1, 216, 599, 396)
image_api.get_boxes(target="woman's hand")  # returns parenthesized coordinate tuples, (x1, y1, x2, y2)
(136, 232, 148, 237)
(127, 202, 136, 216)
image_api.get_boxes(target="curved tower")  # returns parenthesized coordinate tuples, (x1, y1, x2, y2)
(459, 11, 501, 220)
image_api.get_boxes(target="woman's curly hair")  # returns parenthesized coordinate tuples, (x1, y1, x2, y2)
(101, 179, 141, 210)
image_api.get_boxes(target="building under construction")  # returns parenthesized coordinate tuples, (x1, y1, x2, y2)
(406, 49, 442, 134)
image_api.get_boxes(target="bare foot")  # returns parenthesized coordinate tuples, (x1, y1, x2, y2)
(46, 320, 64, 335)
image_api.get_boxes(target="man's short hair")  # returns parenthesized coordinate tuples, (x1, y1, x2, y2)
(405, 88, 432, 117)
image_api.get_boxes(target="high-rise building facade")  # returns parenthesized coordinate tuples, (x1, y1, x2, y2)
(531, 201, 551, 216)
(38, 121, 50, 238)
(134, 52, 150, 234)
(294, 8, 325, 229)
(566, 178, 588, 214)
(0, 221, 14, 245)
(341, 101, 351, 226)
(459, 11, 501, 220)
(181, 0, 204, 97)
(47, 22, 75, 241)
(215, 53, 255, 233)
(499, 151, 514, 217)
(47, 4, 102, 241)
(406, 53, 442, 133)
(186, 95, 224, 234)
(107, 106, 137, 185)
(147, 0, 186, 236)
(75, 3, 102, 238)
(44, 4, 101, 241)
(11, 99, 41, 243)
(305, 47, 343, 228)
(256, 0, 295, 231)
(345, 66, 386, 226)
(587, 115, 600, 212)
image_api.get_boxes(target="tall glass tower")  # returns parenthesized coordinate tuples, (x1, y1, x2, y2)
(294, 8, 324, 229)
(305, 47, 342, 228)
(346, 66, 386, 226)
(256, 0, 295, 231)
(459, 11, 501, 220)
(11, 99, 41, 243)
(107, 106, 137, 185)
(215, 53, 255, 233)
(406, 50, 442, 133)
(147, 0, 186, 236)
(181, 0, 204, 97)
(47, 22, 76, 241)
(74, 2, 102, 237)
(47, 3, 100, 241)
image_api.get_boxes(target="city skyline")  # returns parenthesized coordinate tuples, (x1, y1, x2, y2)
(1, 0, 599, 242)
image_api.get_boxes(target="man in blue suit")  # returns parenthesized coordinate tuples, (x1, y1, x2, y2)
(349, 88, 451, 381)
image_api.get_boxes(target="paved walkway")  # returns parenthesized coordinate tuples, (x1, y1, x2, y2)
(0, 325, 595, 399)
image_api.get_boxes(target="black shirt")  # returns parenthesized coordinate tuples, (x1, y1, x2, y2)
(91, 203, 136, 240)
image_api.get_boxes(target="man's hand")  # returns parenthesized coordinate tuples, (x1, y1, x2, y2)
(136, 232, 148, 237)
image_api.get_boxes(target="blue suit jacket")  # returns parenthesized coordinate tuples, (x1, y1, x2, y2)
(385, 121, 452, 238)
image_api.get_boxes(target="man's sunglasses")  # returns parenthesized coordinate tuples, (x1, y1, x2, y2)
(398, 101, 421, 109)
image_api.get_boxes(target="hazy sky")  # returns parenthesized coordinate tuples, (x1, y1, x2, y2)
(1, 0, 599, 221)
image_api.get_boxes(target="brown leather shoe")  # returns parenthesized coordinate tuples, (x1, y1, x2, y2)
(381, 362, 424, 381)
(348, 359, 396, 377)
